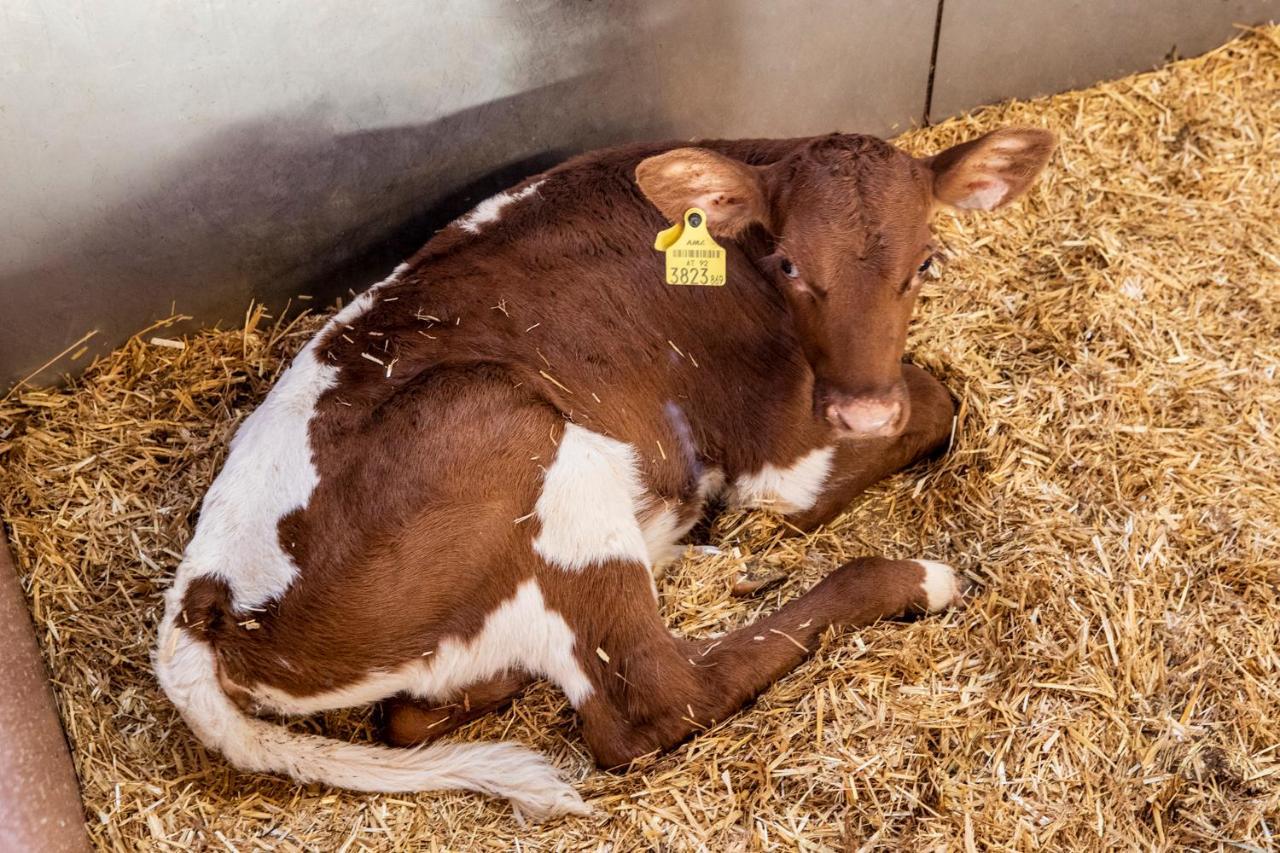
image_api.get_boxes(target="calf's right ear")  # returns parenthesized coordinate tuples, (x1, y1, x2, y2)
(636, 148, 770, 238)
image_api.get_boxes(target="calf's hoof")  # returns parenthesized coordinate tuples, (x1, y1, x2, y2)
(911, 560, 970, 611)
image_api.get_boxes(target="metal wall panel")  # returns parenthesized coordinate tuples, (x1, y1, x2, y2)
(929, 0, 1278, 119)
(0, 0, 936, 391)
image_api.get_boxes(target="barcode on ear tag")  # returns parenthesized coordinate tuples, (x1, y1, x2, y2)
(658, 207, 726, 286)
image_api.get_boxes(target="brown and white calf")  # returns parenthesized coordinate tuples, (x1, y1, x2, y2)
(155, 128, 1053, 818)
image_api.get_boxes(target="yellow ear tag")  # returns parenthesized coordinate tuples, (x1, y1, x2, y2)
(654, 220, 683, 251)
(655, 207, 726, 286)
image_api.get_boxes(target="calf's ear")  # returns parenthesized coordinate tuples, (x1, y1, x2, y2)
(636, 148, 770, 237)
(926, 127, 1055, 211)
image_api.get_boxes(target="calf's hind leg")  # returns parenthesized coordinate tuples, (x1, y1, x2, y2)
(541, 554, 965, 768)
(380, 672, 533, 747)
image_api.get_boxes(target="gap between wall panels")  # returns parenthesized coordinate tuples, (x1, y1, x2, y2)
(924, 0, 946, 125)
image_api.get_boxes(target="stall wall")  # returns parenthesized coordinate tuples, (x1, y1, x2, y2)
(930, 0, 1278, 118)
(1, 0, 1276, 392)
(0, 0, 935, 391)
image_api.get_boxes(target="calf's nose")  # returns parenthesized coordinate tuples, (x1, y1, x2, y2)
(824, 391, 909, 438)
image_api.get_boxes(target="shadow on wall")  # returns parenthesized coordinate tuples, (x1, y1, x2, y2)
(0, 73, 673, 391)
(1, 0, 955, 392)
(0, 0, 793, 392)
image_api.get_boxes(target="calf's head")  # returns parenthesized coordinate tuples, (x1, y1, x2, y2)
(637, 128, 1054, 438)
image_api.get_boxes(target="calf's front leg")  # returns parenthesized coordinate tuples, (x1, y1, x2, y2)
(789, 364, 956, 531)
(541, 554, 965, 769)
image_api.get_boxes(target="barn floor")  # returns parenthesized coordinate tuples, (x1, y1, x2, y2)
(2, 26, 1278, 852)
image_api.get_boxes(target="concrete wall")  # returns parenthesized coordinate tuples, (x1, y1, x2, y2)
(1, 0, 1276, 392)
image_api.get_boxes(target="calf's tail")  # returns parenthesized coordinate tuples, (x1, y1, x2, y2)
(153, 584, 587, 821)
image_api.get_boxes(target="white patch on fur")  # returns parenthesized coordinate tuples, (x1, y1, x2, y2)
(637, 501, 683, 570)
(249, 578, 594, 712)
(914, 560, 961, 611)
(640, 469, 726, 571)
(154, 597, 587, 819)
(533, 424, 651, 571)
(331, 262, 409, 326)
(699, 468, 727, 500)
(533, 421, 727, 574)
(175, 263, 407, 611)
(729, 446, 835, 514)
(954, 180, 1009, 211)
(178, 349, 335, 609)
(456, 180, 545, 234)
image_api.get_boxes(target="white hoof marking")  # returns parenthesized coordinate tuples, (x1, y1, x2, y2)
(914, 560, 963, 611)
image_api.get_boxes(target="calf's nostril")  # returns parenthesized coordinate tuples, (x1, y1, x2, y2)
(824, 403, 851, 431)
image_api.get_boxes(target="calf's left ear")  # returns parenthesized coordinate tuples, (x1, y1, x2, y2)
(636, 148, 770, 238)
(926, 127, 1056, 211)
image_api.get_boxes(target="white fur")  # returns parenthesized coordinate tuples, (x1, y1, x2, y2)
(177, 351, 335, 610)
(154, 596, 587, 819)
(639, 469, 725, 570)
(330, 262, 409, 326)
(176, 264, 407, 611)
(728, 446, 835, 514)
(533, 424, 652, 571)
(914, 560, 961, 611)
(249, 578, 594, 712)
(456, 180, 545, 234)
(698, 468, 728, 501)
(637, 501, 682, 570)
(534, 424, 724, 573)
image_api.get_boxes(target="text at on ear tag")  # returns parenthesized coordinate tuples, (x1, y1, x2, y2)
(655, 207, 726, 286)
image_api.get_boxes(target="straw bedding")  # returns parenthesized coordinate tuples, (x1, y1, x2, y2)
(2, 27, 1278, 851)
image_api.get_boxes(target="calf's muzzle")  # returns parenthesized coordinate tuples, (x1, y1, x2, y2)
(822, 381, 911, 439)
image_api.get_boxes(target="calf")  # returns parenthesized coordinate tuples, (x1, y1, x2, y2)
(156, 128, 1053, 818)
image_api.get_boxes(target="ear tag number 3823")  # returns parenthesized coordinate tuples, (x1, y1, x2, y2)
(653, 207, 726, 286)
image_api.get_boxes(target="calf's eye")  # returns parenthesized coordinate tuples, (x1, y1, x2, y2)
(917, 257, 933, 275)
(779, 258, 800, 278)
